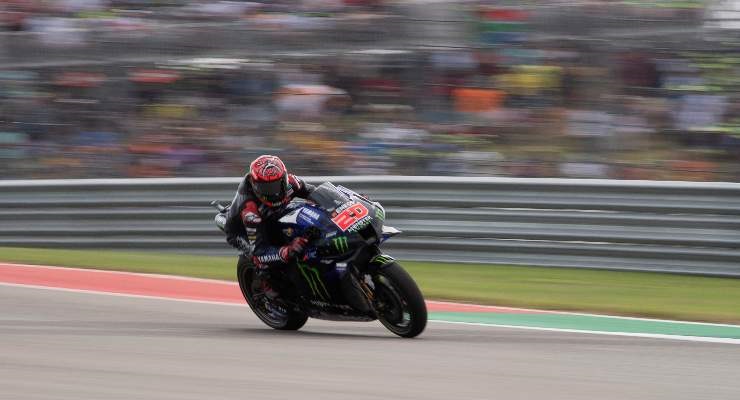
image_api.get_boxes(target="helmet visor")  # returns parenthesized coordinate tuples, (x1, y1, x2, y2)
(253, 179, 285, 203)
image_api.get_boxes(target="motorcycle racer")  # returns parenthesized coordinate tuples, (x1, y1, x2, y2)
(222, 155, 315, 294)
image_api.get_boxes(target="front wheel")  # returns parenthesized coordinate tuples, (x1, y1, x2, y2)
(237, 256, 308, 331)
(373, 262, 427, 338)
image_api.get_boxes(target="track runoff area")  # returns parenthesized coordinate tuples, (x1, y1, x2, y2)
(1, 263, 739, 344)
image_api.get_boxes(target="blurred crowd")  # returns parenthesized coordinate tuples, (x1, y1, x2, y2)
(1, 0, 739, 181)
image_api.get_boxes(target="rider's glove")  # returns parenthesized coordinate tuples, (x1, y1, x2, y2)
(279, 237, 308, 262)
(228, 236, 253, 255)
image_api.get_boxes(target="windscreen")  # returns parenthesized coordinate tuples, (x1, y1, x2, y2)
(308, 182, 351, 212)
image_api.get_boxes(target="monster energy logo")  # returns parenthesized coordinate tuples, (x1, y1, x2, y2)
(371, 254, 395, 265)
(332, 236, 349, 253)
(347, 217, 372, 232)
(375, 207, 385, 221)
(297, 262, 330, 301)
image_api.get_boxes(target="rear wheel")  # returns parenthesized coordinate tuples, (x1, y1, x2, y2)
(237, 256, 308, 331)
(373, 262, 427, 338)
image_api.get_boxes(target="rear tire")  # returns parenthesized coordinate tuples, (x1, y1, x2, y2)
(237, 256, 308, 331)
(373, 262, 427, 338)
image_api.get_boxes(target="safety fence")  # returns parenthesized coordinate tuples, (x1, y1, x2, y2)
(0, 176, 738, 276)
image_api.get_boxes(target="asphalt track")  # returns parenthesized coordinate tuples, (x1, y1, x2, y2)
(2, 284, 740, 400)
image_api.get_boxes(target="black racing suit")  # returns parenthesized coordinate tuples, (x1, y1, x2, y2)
(222, 173, 315, 268)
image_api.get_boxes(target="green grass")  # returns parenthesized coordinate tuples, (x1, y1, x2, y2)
(1, 247, 739, 324)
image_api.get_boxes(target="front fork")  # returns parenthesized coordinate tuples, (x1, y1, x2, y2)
(345, 250, 396, 315)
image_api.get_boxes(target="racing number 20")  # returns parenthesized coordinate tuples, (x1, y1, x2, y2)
(332, 203, 369, 231)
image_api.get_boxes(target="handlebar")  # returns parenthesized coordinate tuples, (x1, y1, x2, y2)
(210, 200, 227, 213)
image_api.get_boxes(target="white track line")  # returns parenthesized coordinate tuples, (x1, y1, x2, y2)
(2, 281, 739, 345)
(0, 282, 247, 307)
(429, 320, 740, 345)
(427, 300, 740, 329)
(0, 263, 237, 285)
(4, 262, 740, 329)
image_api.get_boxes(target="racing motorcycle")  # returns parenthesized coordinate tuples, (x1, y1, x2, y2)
(212, 182, 427, 338)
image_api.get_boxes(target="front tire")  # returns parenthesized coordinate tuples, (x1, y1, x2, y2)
(373, 262, 427, 338)
(237, 256, 308, 331)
